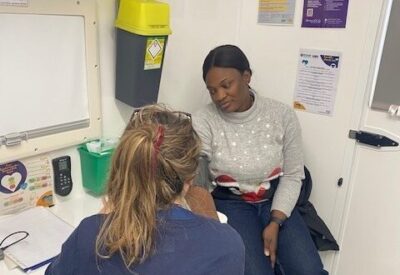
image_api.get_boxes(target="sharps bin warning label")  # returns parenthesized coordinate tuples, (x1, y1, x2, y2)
(144, 37, 165, 70)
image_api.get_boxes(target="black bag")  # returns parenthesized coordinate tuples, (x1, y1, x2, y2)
(270, 166, 339, 251)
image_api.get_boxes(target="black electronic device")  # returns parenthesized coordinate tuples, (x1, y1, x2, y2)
(52, 156, 73, 196)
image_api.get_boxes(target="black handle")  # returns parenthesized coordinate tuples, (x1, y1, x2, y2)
(348, 130, 399, 147)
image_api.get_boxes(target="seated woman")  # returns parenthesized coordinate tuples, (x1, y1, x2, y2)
(190, 45, 327, 275)
(45, 104, 245, 275)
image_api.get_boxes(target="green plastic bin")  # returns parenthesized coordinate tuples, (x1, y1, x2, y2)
(78, 146, 114, 195)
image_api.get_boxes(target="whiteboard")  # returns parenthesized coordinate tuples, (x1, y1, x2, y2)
(0, 0, 102, 163)
(0, 13, 89, 136)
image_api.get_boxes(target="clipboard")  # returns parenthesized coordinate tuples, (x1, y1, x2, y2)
(0, 207, 74, 272)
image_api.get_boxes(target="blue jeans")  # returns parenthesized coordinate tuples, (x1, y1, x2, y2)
(214, 199, 328, 275)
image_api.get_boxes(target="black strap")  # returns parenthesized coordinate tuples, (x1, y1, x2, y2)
(0, 231, 29, 251)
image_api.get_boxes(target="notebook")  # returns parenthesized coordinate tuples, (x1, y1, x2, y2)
(0, 207, 74, 272)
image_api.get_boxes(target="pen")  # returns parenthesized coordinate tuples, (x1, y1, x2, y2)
(23, 257, 55, 273)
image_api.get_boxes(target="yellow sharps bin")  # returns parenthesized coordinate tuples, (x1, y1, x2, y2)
(115, 0, 172, 108)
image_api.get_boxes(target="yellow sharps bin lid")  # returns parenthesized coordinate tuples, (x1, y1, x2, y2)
(115, 0, 172, 36)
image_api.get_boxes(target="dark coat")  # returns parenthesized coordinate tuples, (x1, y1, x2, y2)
(270, 166, 339, 251)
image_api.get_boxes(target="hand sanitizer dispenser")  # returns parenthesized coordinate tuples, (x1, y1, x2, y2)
(115, 0, 172, 107)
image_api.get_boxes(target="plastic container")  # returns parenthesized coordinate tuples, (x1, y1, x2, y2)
(85, 138, 119, 154)
(115, 0, 171, 36)
(115, 0, 172, 107)
(78, 146, 114, 195)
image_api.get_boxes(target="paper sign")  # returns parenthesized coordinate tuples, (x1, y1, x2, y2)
(302, 0, 349, 28)
(258, 0, 296, 25)
(0, 155, 53, 215)
(293, 49, 341, 116)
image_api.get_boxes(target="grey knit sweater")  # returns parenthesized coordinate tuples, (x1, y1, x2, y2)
(192, 91, 304, 217)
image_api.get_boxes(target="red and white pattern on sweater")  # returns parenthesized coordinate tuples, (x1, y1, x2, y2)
(214, 167, 283, 202)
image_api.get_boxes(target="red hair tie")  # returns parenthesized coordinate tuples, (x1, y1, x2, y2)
(153, 125, 165, 152)
(152, 125, 164, 173)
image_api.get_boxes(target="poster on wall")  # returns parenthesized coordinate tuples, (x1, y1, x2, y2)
(293, 49, 341, 116)
(258, 0, 296, 25)
(0, 155, 53, 215)
(301, 0, 349, 28)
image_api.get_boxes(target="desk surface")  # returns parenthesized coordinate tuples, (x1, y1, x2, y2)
(0, 193, 102, 275)
(0, 195, 226, 275)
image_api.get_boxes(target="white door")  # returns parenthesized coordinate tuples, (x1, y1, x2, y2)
(335, 118, 400, 275)
(334, 0, 400, 274)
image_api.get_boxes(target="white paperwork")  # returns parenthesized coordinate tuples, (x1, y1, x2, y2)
(0, 207, 74, 272)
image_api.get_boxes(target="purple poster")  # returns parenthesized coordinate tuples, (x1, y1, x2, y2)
(302, 0, 349, 28)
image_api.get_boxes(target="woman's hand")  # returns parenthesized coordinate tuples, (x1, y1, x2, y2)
(185, 185, 219, 220)
(263, 210, 286, 268)
(262, 222, 280, 268)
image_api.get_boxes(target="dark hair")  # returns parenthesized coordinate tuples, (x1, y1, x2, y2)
(202, 44, 252, 81)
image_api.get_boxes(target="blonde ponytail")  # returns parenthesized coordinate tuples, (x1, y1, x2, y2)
(96, 104, 201, 269)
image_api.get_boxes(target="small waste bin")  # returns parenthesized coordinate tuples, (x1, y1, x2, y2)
(78, 146, 114, 195)
(115, 0, 172, 108)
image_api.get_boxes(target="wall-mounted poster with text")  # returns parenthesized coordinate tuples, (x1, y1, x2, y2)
(302, 0, 349, 28)
(293, 49, 341, 116)
(0, 155, 53, 215)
